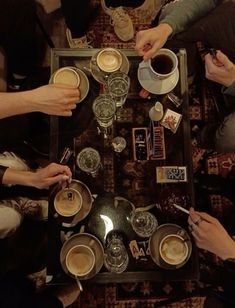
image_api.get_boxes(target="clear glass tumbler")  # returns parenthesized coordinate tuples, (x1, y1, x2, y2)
(92, 94, 116, 128)
(107, 72, 130, 108)
(104, 233, 129, 274)
(131, 211, 158, 238)
(76, 147, 101, 177)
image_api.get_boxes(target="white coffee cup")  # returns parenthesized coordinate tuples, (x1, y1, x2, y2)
(159, 234, 188, 265)
(66, 244, 95, 277)
(54, 188, 82, 217)
(139, 48, 178, 80)
(96, 48, 122, 73)
(53, 67, 80, 87)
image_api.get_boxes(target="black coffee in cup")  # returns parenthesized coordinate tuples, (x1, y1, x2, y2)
(151, 54, 174, 75)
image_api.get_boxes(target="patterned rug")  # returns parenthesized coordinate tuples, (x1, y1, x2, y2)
(33, 1, 235, 307)
(68, 2, 225, 307)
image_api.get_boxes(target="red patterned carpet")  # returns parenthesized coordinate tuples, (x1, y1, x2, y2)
(69, 1, 233, 307)
(24, 1, 234, 307)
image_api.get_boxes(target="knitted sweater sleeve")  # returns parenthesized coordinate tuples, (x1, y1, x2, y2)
(159, 0, 219, 35)
(222, 81, 235, 97)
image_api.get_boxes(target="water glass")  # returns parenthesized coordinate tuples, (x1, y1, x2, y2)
(92, 94, 116, 128)
(76, 147, 101, 177)
(104, 233, 129, 274)
(131, 211, 158, 238)
(107, 72, 130, 108)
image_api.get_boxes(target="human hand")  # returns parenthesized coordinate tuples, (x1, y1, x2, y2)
(27, 84, 81, 116)
(31, 163, 72, 189)
(135, 23, 173, 60)
(205, 50, 235, 87)
(188, 208, 235, 260)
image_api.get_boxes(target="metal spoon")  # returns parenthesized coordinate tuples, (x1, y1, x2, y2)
(75, 276, 83, 292)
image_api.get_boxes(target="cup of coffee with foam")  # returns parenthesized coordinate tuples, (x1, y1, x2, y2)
(53, 66, 80, 87)
(96, 48, 122, 73)
(139, 48, 178, 80)
(54, 187, 82, 217)
(159, 234, 189, 266)
(65, 244, 95, 277)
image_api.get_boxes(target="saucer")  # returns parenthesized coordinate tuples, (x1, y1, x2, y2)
(90, 50, 130, 84)
(53, 180, 93, 227)
(50, 66, 89, 103)
(60, 233, 104, 280)
(137, 66, 179, 95)
(149, 223, 192, 270)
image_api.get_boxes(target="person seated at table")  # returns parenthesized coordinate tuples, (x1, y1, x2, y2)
(0, 271, 80, 308)
(135, 0, 235, 152)
(61, 0, 100, 48)
(0, 0, 43, 91)
(135, 0, 220, 61)
(0, 162, 72, 239)
(101, 0, 162, 42)
(0, 84, 80, 119)
(188, 207, 235, 307)
(0, 75, 78, 239)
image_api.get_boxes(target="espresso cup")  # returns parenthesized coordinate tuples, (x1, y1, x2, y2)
(53, 67, 80, 87)
(54, 187, 82, 217)
(65, 244, 95, 277)
(96, 48, 122, 73)
(159, 234, 188, 265)
(139, 48, 178, 80)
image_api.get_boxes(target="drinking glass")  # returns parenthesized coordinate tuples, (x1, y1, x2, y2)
(131, 211, 158, 238)
(107, 72, 130, 108)
(104, 233, 129, 274)
(92, 94, 116, 128)
(76, 147, 101, 177)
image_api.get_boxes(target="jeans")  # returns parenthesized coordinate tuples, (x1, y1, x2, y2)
(0, 0, 38, 76)
(60, 0, 92, 38)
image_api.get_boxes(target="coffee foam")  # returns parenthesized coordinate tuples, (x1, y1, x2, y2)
(54, 68, 80, 87)
(160, 235, 187, 265)
(66, 246, 95, 276)
(54, 188, 82, 217)
(97, 49, 122, 72)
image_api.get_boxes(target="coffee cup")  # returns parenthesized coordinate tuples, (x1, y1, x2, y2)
(96, 48, 122, 73)
(53, 67, 80, 87)
(54, 187, 82, 217)
(65, 244, 95, 277)
(139, 48, 178, 80)
(159, 234, 188, 265)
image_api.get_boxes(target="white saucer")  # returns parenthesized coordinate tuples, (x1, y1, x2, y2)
(149, 223, 192, 270)
(137, 67, 179, 95)
(90, 50, 130, 84)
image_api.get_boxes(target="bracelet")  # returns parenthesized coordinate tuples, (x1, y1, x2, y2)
(0, 166, 8, 185)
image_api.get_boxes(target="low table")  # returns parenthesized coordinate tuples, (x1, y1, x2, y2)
(47, 48, 199, 284)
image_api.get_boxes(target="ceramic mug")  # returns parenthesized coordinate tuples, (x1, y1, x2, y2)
(53, 66, 80, 87)
(65, 244, 95, 277)
(96, 48, 122, 73)
(139, 48, 178, 80)
(54, 187, 82, 217)
(159, 234, 189, 265)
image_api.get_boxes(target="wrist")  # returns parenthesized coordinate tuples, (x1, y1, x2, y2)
(157, 23, 173, 38)
(220, 241, 235, 260)
(20, 90, 39, 113)
(226, 66, 235, 87)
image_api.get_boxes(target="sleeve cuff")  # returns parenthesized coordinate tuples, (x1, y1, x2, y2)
(222, 81, 235, 96)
